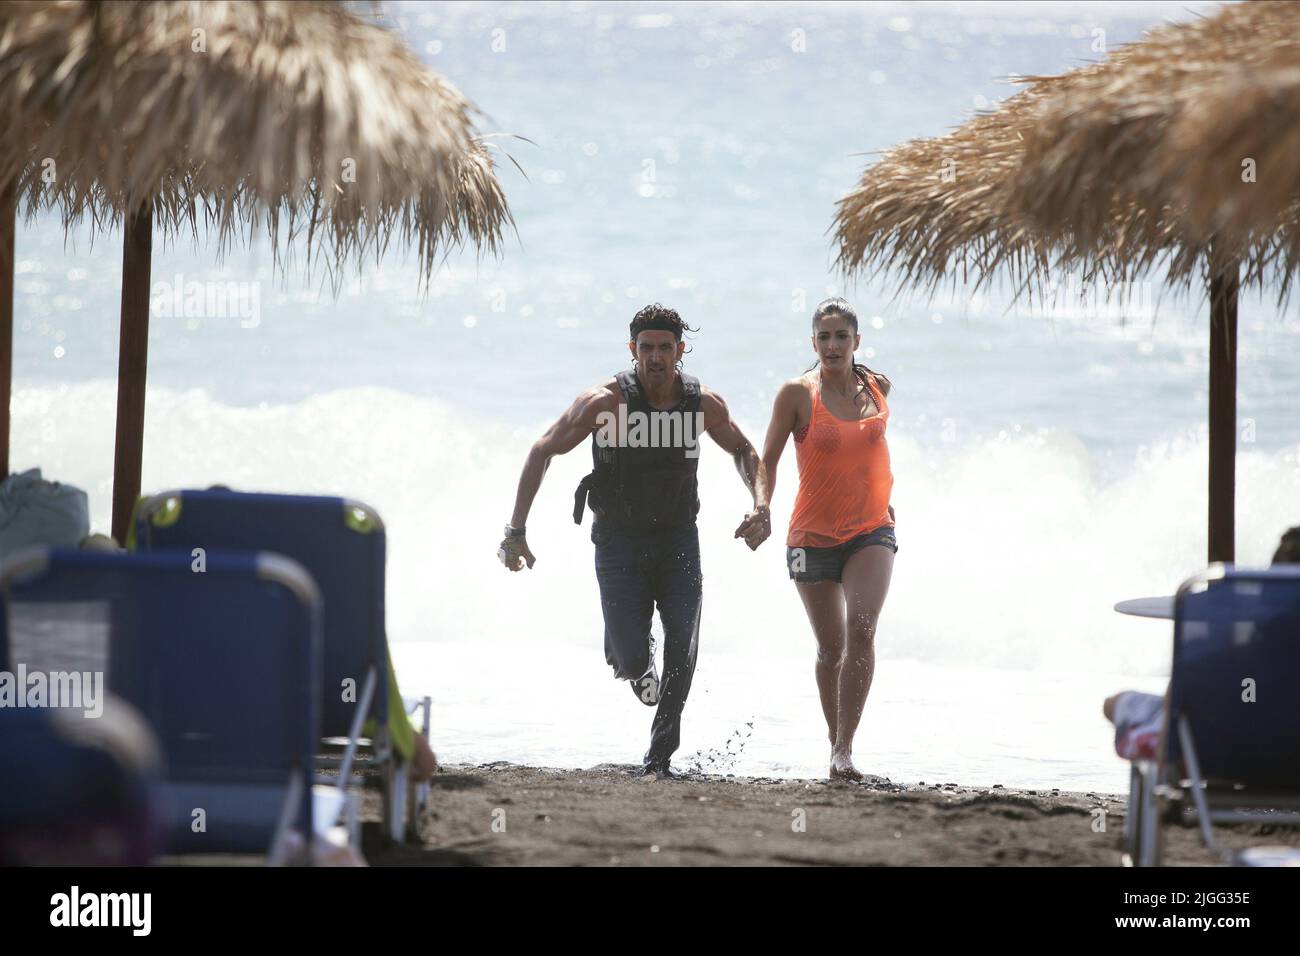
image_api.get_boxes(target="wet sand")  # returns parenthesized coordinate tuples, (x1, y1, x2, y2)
(363, 763, 1300, 866)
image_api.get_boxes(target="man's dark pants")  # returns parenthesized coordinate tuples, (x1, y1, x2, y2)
(591, 520, 702, 768)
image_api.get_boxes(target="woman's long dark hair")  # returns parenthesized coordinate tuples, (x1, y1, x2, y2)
(804, 297, 892, 397)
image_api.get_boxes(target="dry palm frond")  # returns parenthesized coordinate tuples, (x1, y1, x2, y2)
(833, 92, 1054, 303)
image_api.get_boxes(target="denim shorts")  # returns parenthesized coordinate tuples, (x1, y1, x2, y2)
(786, 524, 898, 584)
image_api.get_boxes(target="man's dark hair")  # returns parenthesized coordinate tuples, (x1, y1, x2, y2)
(1271, 526, 1300, 564)
(629, 303, 696, 343)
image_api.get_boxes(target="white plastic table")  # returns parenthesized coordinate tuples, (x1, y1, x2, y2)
(1113, 596, 1175, 619)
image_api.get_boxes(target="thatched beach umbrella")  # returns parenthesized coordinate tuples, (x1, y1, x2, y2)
(835, 1, 1300, 563)
(1012, 1, 1300, 280)
(0, 0, 513, 541)
(1010, 0, 1300, 565)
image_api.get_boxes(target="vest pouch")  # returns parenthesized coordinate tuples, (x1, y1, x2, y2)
(575, 470, 616, 524)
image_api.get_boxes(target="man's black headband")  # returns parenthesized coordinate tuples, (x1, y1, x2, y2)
(630, 318, 681, 339)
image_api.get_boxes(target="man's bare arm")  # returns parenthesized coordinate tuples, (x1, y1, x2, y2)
(503, 384, 616, 571)
(702, 389, 771, 550)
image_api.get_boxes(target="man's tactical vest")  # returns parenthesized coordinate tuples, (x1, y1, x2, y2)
(573, 369, 702, 532)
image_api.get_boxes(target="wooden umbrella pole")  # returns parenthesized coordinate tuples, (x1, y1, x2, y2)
(1207, 251, 1239, 565)
(0, 181, 14, 482)
(111, 202, 153, 545)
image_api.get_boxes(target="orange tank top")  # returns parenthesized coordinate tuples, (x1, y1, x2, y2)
(787, 371, 894, 548)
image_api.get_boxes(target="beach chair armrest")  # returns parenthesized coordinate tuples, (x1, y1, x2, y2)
(337, 666, 379, 784)
(403, 695, 432, 737)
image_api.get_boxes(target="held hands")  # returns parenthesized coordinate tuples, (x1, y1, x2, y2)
(498, 534, 536, 572)
(734, 504, 771, 551)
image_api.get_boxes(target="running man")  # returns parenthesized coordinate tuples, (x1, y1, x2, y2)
(499, 303, 771, 778)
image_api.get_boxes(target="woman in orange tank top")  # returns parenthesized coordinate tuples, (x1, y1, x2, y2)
(755, 297, 897, 782)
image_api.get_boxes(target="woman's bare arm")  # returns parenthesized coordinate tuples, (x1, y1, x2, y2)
(758, 379, 804, 506)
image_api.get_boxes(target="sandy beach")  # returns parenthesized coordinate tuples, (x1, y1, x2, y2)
(363, 764, 1300, 867)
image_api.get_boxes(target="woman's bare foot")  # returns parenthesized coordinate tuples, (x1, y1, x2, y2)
(829, 748, 864, 781)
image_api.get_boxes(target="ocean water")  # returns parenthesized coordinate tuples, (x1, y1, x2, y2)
(10, 0, 1299, 793)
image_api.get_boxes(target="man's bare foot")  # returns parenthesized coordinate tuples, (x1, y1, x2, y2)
(829, 749, 864, 781)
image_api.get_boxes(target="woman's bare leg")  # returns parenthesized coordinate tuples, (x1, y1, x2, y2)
(795, 581, 846, 747)
(832, 545, 894, 778)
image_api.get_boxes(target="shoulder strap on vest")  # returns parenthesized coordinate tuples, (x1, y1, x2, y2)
(615, 369, 640, 402)
(616, 369, 700, 407)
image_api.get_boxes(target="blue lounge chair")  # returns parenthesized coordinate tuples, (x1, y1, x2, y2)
(133, 489, 419, 843)
(0, 698, 163, 865)
(1126, 564, 1300, 866)
(0, 548, 324, 863)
